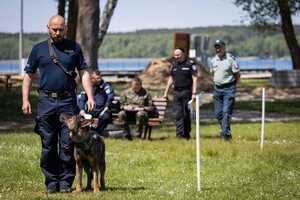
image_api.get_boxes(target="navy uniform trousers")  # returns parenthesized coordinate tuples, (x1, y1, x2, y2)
(173, 89, 192, 138)
(35, 94, 78, 190)
(94, 110, 112, 134)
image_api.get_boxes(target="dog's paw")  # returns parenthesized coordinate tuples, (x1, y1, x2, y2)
(93, 187, 100, 193)
(75, 187, 83, 193)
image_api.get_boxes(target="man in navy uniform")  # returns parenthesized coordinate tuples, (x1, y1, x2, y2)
(210, 39, 240, 141)
(77, 70, 114, 135)
(22, 15, 95, 193)
(163, 48, 198, 139)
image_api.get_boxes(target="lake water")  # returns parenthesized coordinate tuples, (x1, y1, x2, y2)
(0, 58, 292, 74)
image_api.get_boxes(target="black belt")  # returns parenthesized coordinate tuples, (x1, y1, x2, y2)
(38, 90, 73, 99)
(215, 81, 235, 89)
(174, 86, 191, 91)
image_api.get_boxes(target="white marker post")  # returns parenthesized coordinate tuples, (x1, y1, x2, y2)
(260, 88, 265, 150)
(195, 94, 201, 192)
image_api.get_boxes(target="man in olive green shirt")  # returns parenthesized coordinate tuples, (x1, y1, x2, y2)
(119, 77, 153, 139)
(210, 39, 240, 141)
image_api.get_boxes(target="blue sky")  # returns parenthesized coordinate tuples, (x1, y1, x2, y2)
(0, 0, 300, 33)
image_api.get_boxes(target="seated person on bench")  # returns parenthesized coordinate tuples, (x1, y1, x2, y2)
(119, 77, 153, 139)
(77, 70, 114, 135)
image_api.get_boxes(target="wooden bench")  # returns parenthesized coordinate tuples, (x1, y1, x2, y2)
(110, 96, 168, 140)
(0, 73, 18, 90)
(143, 97, 167, 140)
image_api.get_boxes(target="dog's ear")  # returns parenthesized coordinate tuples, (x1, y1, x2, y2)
(60, 114, 73, 124)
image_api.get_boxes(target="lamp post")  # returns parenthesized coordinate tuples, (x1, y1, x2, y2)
(19, 0, 24, 75)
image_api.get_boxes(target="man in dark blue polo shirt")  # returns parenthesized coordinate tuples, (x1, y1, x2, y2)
(163, 48, 198, 140)
(22, 15, 95, 193)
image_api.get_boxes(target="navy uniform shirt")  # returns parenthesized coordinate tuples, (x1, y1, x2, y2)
(170, 59, 197, 90)
(25, 38, 87, 92)
(77, 80, 114, 116)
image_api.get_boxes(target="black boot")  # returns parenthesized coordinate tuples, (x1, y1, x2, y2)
(124, 124, 132, 141)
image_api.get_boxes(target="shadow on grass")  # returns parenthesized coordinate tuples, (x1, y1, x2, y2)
(105, 186, 146, 192)
(147, 135, 170, 141)
(200, 134, 220, 139)
(0, 125, 35, 134)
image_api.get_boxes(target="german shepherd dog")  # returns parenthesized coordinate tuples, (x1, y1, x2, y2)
(61, 114, 106, 193)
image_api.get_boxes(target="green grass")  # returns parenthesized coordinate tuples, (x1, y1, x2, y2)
(0, 122, 299, 200)
(0, 81, 299, 199)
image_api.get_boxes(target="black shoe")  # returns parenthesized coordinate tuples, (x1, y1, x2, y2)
(60, 186, 72, 193)
(176, 134, 190, 140)
(125, 134, 133, 141)
(124, 124, 132, 140)
(184, 134, 191, 140)
(221, 135, 232, 141)
(176, 135, 185, 139)
(46, 187, 58, 194)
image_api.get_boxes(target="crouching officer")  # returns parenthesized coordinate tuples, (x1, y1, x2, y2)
(163, 48, 198, 139)
(77, 70, 114, 135)
(210, 39, 240, 141)
(22, 15, 95, 193)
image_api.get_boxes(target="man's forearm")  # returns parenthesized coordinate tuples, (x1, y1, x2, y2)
(164, 76, 173, 97)
(81, 70, 93, 100)
(192, 76, 197, 94)
(22, 73, 33, 102)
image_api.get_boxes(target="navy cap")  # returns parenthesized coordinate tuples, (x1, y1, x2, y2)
(214, 39, 226, 47)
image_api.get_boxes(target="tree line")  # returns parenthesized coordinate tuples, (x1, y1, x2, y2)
(0, 25, 299, 60)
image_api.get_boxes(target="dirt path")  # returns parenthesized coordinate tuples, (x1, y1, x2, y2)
(1, 108, 299, 133)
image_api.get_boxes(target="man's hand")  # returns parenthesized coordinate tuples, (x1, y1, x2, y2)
(135, 107, 145, 111)
(22, 100, 32, 115)
(86, 98, 95, 112)
(123, 105, 134, 111)
(79, 109, 86, 116)
(192, 94, 196, 102)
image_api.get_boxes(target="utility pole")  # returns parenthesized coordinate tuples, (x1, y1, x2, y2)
(19, 0, 24, 75)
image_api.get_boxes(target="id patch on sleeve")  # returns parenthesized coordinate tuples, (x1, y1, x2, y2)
(105, 88, 111, 94)
(192, 64, 197, 71)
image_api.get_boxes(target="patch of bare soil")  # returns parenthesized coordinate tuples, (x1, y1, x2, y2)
(139, 58, 213, 92)
(237, 87, 300, 100)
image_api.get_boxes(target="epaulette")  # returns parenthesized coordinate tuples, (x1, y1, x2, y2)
(79, 91, 86, 95)
(227, 53, 236, 60)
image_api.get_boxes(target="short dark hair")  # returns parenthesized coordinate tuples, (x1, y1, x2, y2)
(90, 69, 101, 76)
(132, 76, 142, 85)
(174, 47, 185, 53)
